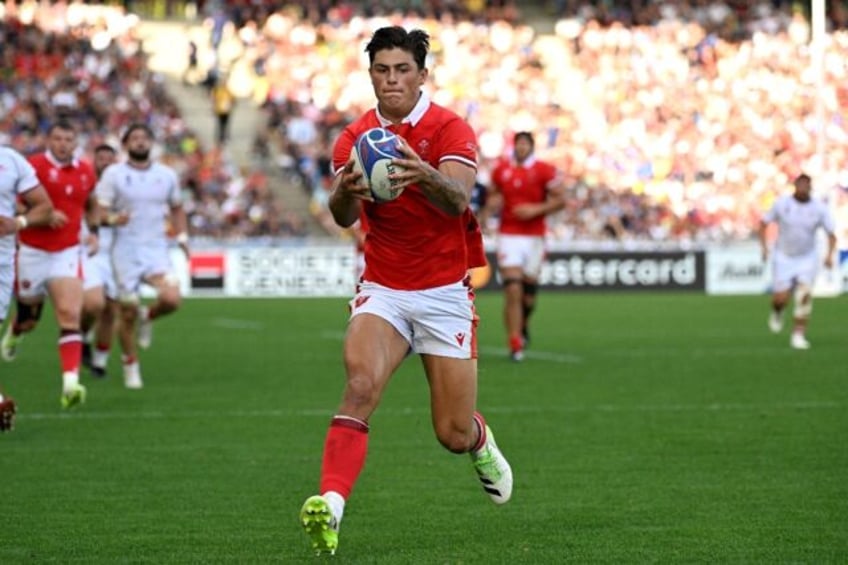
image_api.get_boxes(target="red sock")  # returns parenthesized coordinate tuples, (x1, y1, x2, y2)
(509, 335, 523, 353)
(96, 342, 111, 352)
(472, 411, 487, 452)
(319, 416, 369, 499)
(58, 330, 82, 373)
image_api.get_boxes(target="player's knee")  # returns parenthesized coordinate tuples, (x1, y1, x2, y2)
(434, 421, 474, 454)
(118, 303, 139, 325)
(501, 277, 522, 288)
(793, 284, 813, 318)
(342, 374, 380, 411)
(83, 291, 106, 316)
(158, 292, 181, 314)
(118, 292, 140, 307)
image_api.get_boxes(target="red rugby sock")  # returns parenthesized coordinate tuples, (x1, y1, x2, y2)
(319, 415, 369, 499)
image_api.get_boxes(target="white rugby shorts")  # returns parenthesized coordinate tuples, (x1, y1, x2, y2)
(16, 244, 82, 299)
(83, 250, 118, 299)
(771, 249, 818, 292)
(112, 241, 175, 301)
(0, 260, 13, 321)
(349, 279, 478, 359)
(496, 234, 546, 277)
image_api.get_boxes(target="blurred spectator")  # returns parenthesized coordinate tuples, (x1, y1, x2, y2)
(226, 0, 848, 244)
(0, 3, 307, 241)
(210, 74, 235, 145)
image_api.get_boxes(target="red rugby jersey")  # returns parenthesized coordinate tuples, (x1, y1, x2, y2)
(333, 94, 479, 290)
(491, 156, 559, 236)
(22, 152, 95, 251)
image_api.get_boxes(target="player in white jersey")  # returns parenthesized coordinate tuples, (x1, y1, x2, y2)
(81, 144, 128, 378)
(759, 174, 837, 349)
(0, 146, 55, 428)
(95, 124, 190, 388)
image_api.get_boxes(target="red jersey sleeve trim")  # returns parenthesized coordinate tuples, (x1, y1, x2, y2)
(439, 155, 477, 170)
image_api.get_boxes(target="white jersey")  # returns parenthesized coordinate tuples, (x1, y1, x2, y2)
(95, 161, 182, 246)
(763, 195, 835, 257)
(0, 147, 40, 261)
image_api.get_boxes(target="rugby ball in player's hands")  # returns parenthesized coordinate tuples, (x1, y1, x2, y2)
(351, 127, 406, 202)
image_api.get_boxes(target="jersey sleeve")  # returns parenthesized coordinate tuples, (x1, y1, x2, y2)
(332, 128, 357, 175)
(11, 152, 39, 195)
(95, 164, 117, 208)
(436, 117, 477, 170)
(543, 161, 562, 190)
(83, 161, 97, 195)
(820, 201, 836, 234)
(166, 167, 183, 207)
(761, 200, 778, 224)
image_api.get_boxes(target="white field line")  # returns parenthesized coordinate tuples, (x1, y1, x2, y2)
(211, 318, 266, 330)
(17, 401, 841, 421)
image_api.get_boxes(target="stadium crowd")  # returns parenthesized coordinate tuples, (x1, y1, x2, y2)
(205, 0, 848, 244)
(0, 1, 307, 240)
(1, 1, 847, 244)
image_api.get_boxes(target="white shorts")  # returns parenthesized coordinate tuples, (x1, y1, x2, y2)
(772, 250, 818, 292)
(496, 234, 545, 277)
(16, 244, 82, 299)
(350, 279, 478, 359)
(0, 261, 13, 322)
(83, 250, 117, 299)
(112, 242, 174, 301)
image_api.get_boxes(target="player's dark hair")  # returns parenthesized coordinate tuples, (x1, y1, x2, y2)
(121, 123, 154, 145)
(48, 120, 77, 135)
(94, 143, 117, 154)
(514, 131, 534, 149)
(365, 27, 429, 70)
(795, 173, 811, 185)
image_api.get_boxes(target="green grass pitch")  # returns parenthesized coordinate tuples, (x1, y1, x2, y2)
(1, 293, 846, 563)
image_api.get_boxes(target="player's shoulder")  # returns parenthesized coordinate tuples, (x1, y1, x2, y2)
(150, 161, 179, 179)
(0, 146, 19, 159)
(99, 161, 125, 179)
(0, 146, 26, 166)
(536, 158, 558, 174)
(77, 158, 96, 175)
(425, 101, 463, 122)
(27, 152, 47, 167)
(343, 110, 381, 139)
(422, 102, 471, 133)
(492, 156, 511, 172)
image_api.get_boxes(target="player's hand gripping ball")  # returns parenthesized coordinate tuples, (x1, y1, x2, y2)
(0, 393, 17, 432)
(352, 128, 406, 202)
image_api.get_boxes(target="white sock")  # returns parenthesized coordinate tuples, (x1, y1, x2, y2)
(323, 490, 345, 523)
(62, 371, 79, 390)
(92, 349, 109, 369)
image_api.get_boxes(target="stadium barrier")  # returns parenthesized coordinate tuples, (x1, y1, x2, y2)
(167, 242, 847, 298)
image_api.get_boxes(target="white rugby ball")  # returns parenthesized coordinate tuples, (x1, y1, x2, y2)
(351, 127, 406, 202)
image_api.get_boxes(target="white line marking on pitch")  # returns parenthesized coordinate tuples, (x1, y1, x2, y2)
(478, 346, 582, 364)
(211, 318, 265, 330)
(17, 401, 840, 421)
